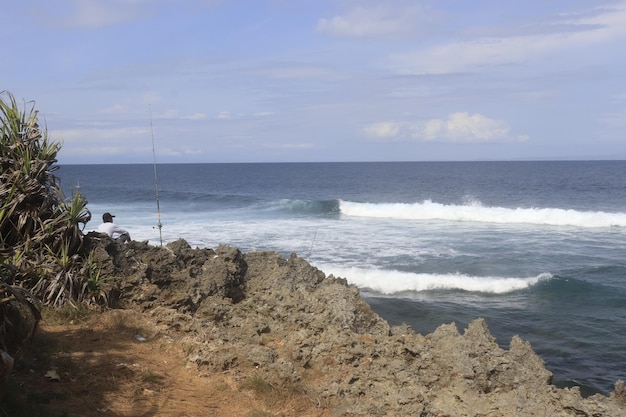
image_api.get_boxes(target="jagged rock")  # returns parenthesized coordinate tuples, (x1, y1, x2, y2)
(85, 235, 626, 416)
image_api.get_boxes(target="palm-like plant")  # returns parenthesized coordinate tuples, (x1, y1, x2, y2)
(0, 91, 105, 397)
(1, 91, 62, 252)
(0, 92, 106, 382)
(1, 90, 93, 297)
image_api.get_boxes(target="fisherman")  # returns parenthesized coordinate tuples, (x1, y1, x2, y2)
(97, 212, 131, 243)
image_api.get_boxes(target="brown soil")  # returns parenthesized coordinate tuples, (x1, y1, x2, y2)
(4, 309, 330, 417)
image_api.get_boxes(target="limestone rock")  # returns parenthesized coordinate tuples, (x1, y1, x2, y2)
(85, 235, 626, 416)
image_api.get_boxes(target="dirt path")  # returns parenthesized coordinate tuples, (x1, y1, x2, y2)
(5, 310, 329, 417)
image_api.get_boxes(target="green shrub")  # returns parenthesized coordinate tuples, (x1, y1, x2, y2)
(1, 90, 93, 307)
(0, 91, 103, 397)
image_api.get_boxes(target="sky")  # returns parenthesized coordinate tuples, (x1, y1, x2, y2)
(2, 0, 626, 164)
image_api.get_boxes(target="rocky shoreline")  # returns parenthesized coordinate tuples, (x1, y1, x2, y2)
(86, 233, 626, 416)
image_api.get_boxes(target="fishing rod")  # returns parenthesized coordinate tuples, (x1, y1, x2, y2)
(148, 102, 163, 247)
(307, 227, 318, 259)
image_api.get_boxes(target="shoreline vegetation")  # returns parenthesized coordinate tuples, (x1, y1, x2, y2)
(1, 92, 626, 416)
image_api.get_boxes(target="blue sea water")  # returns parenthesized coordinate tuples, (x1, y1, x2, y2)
(57, 161, 626, 395)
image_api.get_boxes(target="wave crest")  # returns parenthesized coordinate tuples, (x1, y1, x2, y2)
(269, 199, 340, 214)
(319, 265, 553, 294)
(339, 200, 626, 228)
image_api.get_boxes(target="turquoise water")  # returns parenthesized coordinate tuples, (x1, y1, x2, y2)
(58, 161, 626, 395)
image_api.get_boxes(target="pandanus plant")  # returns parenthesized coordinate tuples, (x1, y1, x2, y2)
(0, 90, 93, 301)
(0, 91, 99, 392)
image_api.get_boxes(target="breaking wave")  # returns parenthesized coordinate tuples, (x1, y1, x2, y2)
(317, 265, 554, 295)
(339, 200, 626, 228)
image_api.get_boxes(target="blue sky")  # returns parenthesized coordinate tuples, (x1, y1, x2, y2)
(2, 0, 626, 164)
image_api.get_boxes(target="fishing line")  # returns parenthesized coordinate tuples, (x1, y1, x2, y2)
(307, 227, 318, 259)
(148, 101, 163, 247)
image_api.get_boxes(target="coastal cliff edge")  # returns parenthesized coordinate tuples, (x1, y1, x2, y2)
(85, 233, 626, 417)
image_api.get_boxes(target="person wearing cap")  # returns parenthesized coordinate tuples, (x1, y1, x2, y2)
(97, 212, 131, 243)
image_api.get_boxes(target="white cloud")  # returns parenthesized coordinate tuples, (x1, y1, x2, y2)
(389, 3, 626, 74)
(217, 111, 233, 120)
(159, 147, 204, 156)
(99, 93, 162, 116)
(216, 111, 273, 120)
(362, 122, 401, 139)
(184, 113, 207, 120)
(253, 112, 274, 117)
(420, 112, 512, 142)
(364, 112, 528, 143)
(100, 103, 130, 115)
(51, 125, 153, 158)
(317, 4, 433, 39)
(154, 109, 206, 120)
(157, 109, 179, 119)
(52, 126, 149, 144)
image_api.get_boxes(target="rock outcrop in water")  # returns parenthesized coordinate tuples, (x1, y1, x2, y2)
(85, 232, 626, 416)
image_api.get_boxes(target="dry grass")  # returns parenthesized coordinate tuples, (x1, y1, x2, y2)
(0, 309, 332, 417)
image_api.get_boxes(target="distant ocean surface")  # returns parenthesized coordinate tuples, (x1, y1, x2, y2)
(58, 161, 626, 395)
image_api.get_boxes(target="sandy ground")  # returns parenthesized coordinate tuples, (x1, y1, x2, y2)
(4, 309, 330, 417)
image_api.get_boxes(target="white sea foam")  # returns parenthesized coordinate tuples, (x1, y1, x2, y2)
(315, 265, 553, 294)
(339, 200, 626, 228)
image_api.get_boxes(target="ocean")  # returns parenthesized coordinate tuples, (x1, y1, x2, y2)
(57, 161, 626, 396)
